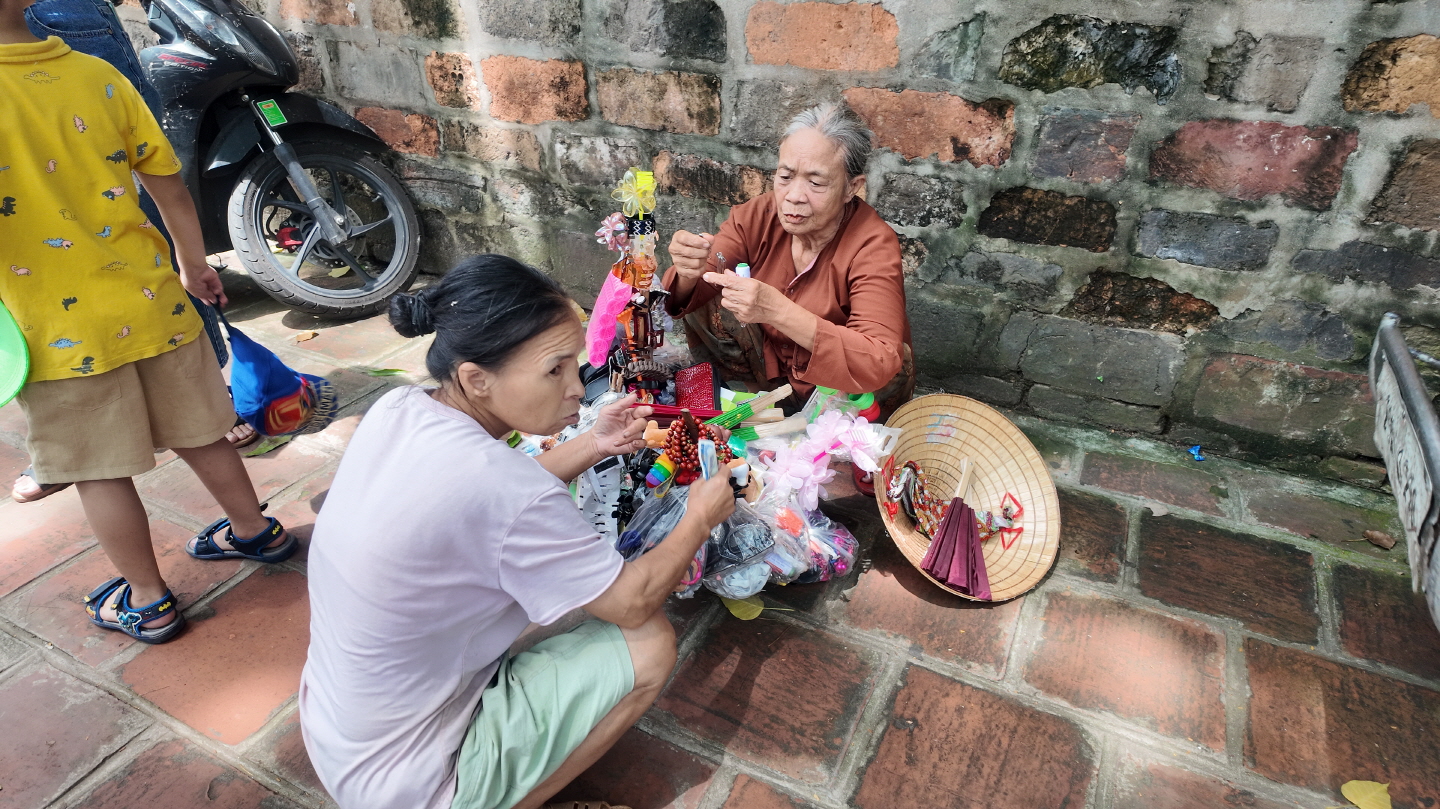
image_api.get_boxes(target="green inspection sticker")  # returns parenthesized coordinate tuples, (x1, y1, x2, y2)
(257, 99, 288, 127)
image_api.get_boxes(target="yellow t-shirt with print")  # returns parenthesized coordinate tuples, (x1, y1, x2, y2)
(0, 37, 201, 383)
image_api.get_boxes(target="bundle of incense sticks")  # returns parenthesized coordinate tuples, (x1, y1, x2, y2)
(920, 458, 991, 600)
(704, 384, 792, 430)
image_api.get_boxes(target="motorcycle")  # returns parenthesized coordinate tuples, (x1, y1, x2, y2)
(138, 0, 420, 316)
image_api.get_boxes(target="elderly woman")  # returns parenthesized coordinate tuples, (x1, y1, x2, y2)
(300, 255, 735, 809)
(664, 102, 915, 420)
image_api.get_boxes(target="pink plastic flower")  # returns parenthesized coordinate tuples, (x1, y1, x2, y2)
(595, 213, 629, 253)
(760, 444, 836, 511)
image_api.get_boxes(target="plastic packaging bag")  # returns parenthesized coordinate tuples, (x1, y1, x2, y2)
(793, 509, 859, 584)
(615, 486, 688, 561)
(704, 560, 771, 600)
(702, 501, 775, 599)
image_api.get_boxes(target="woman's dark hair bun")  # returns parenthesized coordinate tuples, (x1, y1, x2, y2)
(389, 291, 435, 338)
(399, 254, 574, 384)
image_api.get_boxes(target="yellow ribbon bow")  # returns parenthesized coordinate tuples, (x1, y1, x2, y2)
(611, 168, 656, 217)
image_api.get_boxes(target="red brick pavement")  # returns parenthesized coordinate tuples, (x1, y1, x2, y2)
(0, 292, 1435, 809)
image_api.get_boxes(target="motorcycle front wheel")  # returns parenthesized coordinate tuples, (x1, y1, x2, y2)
(227, 140, 421, 317)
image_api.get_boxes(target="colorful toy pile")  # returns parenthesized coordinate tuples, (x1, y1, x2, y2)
(586, 168, 672, 402)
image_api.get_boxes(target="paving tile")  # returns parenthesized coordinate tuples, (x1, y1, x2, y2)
(666, 588, 716, 639)
(120, 568, 309, 744)
(228, 305, 410, 367)
(1056, 487, 1126, 582)
(279, 310, 414, 365)
(72, 737, 302, 808)
(720, 774, 820, 809)
(1023, 592, 1226, 750)
(551, 728, 717, 809)
(1137, 513, 1318, 643)
(248, 713, 326, 796)
(762, 577, 833, 614)
(0, 399, 28, 444)
(0, 627, 30, 672)
(137, 441, 333, 524)
(1111, 754, 1320, 809)
(852, 665, 1095, 809)
(2, 522, 243, 666)
(1081, 453, 1227, 516)
(842, 532, 1022, 676)
(655, 618, 880, 783)
(1245, 638, 1440, 807)
(0, 488, 96, 598)
(374, 334, 438, 386)
(0, 438, 28, 490)
(1247, 489, 1402, 558)
(262, 468, 335, 563)
(1333, 564, 1440, 681)
(291, 411, 365, 456)
(0, 662, 150, 809)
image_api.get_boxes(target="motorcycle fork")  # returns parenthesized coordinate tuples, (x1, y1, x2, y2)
(243, 95, 350, 246)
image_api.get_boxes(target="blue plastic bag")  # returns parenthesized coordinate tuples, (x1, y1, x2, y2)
(220, 312, 336, 437)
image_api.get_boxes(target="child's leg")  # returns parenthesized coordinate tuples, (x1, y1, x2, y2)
(75, 477, 174, 627)
(173, 438, 281, 548)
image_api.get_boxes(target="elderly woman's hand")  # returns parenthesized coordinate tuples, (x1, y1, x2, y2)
(668, 230, 714, 281)
(703, 270, 781, 325)
(589, 394, 653, 458)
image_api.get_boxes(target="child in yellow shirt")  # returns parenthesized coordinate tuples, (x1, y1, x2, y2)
(0, 0, 295, 643)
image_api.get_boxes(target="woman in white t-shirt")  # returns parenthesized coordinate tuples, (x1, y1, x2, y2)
(299, 255, 736, 809)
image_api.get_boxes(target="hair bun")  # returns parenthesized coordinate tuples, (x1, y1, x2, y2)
(389, 292, 435, 338)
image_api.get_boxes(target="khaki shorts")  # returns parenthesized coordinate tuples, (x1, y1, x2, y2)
(17, 337, 235, 483)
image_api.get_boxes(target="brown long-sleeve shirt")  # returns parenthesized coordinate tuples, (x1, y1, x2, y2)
(663, 194, 911, 396)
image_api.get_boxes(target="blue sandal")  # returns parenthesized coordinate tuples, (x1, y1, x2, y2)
(84, 577, 186, 644)
(187, 515, 297, 562)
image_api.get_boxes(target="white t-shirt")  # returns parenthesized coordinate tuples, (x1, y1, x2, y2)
(299, 386, 624, 809)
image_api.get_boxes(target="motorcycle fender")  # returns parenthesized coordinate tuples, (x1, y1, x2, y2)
(203, 94, 385, 175)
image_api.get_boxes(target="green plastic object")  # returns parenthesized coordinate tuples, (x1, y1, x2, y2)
(0, 298, 28, 407)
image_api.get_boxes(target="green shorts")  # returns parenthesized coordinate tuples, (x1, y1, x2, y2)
(452, 620, 634, 809)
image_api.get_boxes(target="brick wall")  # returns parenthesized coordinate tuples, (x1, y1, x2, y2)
(134, 0, 1440, 472)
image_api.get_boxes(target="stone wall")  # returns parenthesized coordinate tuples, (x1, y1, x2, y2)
(124, 0, 1440, 474)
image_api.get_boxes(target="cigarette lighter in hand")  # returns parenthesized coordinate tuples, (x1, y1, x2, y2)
(698, 438, 718, 479)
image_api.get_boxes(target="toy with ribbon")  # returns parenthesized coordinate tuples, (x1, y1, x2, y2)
(584, 168, 673, 401)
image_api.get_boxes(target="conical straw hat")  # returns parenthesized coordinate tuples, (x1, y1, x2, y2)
(877, 394, 1060, 601)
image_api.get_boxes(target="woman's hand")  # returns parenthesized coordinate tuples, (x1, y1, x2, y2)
(686, 470, 737, 529)
(588, 394, 652, 458)
(668, 230, 714, 281)
(703, 270, 778, 325)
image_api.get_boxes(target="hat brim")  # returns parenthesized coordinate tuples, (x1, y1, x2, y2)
(0, 299, 28, 408)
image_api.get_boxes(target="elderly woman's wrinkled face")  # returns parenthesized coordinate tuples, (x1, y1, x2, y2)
(480, 316, 587, 437)
(773, 127, 864, 239)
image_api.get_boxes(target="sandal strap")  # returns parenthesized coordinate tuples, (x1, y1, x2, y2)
(116, 587, 179, 632)
(83, 576, 126, 608)
(225, 517, 285, 554)
(83, 577, 178, 631)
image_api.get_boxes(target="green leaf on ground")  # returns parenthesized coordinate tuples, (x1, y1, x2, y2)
(721, 595, 765, 620)
(244, 435, 292, 457)
(1341, 781, 1391, 809)
(364, 368, 406, 377)
(328, 266, 350, 278)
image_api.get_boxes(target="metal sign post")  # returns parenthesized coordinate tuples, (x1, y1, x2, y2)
(1369, 313, 1440, 630)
